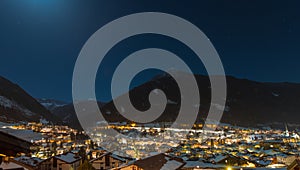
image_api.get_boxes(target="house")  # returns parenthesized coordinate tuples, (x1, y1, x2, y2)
(181, 161, 219, 170)
(277, 154, 297, 165)
(210, 154, 248, 166)
(39, 152, 82, 170)
(0, 156, 30, 170)
(0, 128, 41, 157)
(88, 147, 108, 160)
(0, 156, 44, 170)
(114, 153, 185, 170)
(90, 152, 127, 170)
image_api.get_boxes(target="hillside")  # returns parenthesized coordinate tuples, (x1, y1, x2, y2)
(0, 76, 59, 123)
(100, 73, 300, 129)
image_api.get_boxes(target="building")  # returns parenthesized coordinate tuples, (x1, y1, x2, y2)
(12, 156, 43, 170)
(114, 153, 185, 170)
(210, 154, 248, 166)
(90, 152, 127, 170)
(0, 128, 39, 156)
(288, 159, 300, 170)
(0, 160, 29, 170)
(39, 152, 82, 170)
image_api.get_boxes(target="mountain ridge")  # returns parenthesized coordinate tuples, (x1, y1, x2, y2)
(0, 76, 59, 123)
(1, 74, 300, 130)
(100, 73, 300, 129)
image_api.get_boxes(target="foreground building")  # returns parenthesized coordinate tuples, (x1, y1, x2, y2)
(39, 152, 82, 170)
(90, 152, 128, 170)
(288, 159, 300, 170)
(114, 153, 185, 170)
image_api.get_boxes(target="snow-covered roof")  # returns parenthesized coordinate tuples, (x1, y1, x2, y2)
(210, 154, 228, 163)
(255, 159, 272, 166)
(14, 156, 43, 167)
(110, 154, 127, 162)
(120, 153, 185, 170)
(161, 159, 184, 170)
(55, 152, 82, 164)
(90, 152, 127, 163)
(0, 127, 44, 142)
(184, 161, 223, 169)
(0, 161, 28, 170)
(262, 149, 279, 156)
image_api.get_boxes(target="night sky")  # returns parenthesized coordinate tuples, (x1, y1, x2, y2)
(0, 0, 299, 102)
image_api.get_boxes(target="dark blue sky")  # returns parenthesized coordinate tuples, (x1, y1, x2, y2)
(0, 0, 299, 102)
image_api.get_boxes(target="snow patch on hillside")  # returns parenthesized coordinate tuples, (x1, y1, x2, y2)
(37, 98, 67, 111)
(272, 92, 280, 97)
(0, 95, 35, 116)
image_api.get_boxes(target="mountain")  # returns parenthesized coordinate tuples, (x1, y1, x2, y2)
(100, 73, 300, 129)
(36, 98, 68, 111)
(51, 102, 105, 130)
(35, 98, 106, 130)
(0, 76, 59, 123)
(2, 73, 300, 129)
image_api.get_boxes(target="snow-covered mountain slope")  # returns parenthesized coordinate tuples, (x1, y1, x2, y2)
(36, 98, 68, 111)
(51, 101, 105, 130)
(0, 76, 59, 123)
(0, 95, 34, 117)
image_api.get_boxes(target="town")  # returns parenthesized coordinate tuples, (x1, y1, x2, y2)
(0, 120, 300, 170)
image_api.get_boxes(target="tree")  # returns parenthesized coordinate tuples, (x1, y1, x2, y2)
(52, 142, 58, 154)
(79, 147, 87, 161)
(89, 141, 94, 149)
(70, 132, 75, 141)
(78, 160, 95, 170)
